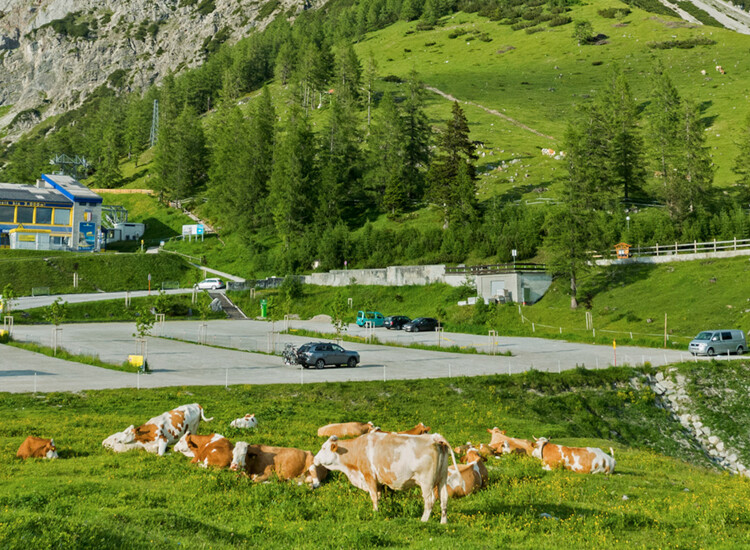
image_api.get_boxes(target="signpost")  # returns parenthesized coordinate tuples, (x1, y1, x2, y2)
(148, 273, 151, 296)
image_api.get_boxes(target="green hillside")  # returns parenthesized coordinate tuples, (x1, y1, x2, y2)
(2, 366, 749, 547)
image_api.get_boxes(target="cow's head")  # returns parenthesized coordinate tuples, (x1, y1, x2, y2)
(230, 441, 249, 471)
(487, 427, 507, 446)
(174, 433, 195, 457)
(314, 436, 342, 469)
(531, 437, 549, 460)
(45, 439, 59, 459)
(102, 425, 136, 450)
(465, 446, 484, 463)
(366, 421, 376, 432)
(415, 422, 430, 434)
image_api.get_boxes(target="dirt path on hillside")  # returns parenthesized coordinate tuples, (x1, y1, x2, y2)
(656, 0, 750, 34)
(425, 86, 556, 141)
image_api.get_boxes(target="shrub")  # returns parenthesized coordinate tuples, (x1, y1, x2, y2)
(598, 7, 631, 18)
(525, 26, 545, 34)
(548, 15, 572, 26)
(648, 37, 716, 49)
(448, 28, 469, 38)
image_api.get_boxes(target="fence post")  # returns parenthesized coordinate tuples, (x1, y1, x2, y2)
(734, 237, 737, 251)
(694, 240, 697, 253)
(714, 239, 717, 253)
(656, 243, 659, 256)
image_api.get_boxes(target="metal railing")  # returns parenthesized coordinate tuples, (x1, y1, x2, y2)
(617, 237, 750, 258)
(446, 263, 547, 275)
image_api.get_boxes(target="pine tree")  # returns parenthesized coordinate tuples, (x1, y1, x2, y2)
(94, 120, 123, 188)
(269, 106, 318, 247)
(401, 69, 431, 201)
(428, 101, 476, 226)
(156, 104, 208, 199)
(732, 113, 750, 202)
(363, 52, 378, 128)
(123, 94, 152, 168)
(335, 45, 362, 100)
(649, 63, 682, 180)
(366, 92, 406, 214)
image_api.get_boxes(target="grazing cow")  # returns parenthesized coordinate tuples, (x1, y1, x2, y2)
(398, 422, 431, 435)
(700, 69, 707, 76)
(230, 414, 258, 429)
(102, 403, 213, 455)
(17, 436, 58, 459)
(487, 427, 534, 456)
(317, 421, 374, 438)
(444, 447, 488, 498)
(230, 442, 327, 488)
(532, 437, 616, 474)
(313, 431, 456, 523)
(175, 433, 233, 468)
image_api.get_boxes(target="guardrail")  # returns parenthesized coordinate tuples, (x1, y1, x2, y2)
(616, 237, 750, 258)
(446, 263, 547, 275)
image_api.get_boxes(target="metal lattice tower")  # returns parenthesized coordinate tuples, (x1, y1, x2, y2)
(49, 154, 89, 179)
(149, 99, 159, 148)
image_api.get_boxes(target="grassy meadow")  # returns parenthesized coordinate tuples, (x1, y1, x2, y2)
(2, 366, 750, 548)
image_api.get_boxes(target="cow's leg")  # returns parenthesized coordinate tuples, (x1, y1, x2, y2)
(157, 438, 169, 456)
(438, 481, 448, 524)
(419, 482, 436, 522)
(367, 479, 380, 511)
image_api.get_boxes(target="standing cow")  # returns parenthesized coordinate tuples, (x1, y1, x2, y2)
(17, 436, 58, 459)
(314, 431, 455, 523)
(532, 437, 616, 474)
(102, 403, 213, 455)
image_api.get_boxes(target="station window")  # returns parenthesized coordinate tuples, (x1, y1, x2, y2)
(35, 207, 53, 224)
(0, 205, 13, 222)
(51, 236, 69, 246)
(16, 207, 33, 224)
(53, 209, 70, 226)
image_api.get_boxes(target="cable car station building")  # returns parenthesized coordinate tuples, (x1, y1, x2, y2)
(0, 174, 103, 251)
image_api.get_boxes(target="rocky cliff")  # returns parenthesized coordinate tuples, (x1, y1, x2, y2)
(0, 0, 316, 141)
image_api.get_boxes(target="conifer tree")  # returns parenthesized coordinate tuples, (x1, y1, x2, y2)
(733, 113, 750, 204)
(156, 103, 208, 199)
(366, 92, 406, 215)
(402, 69, 431, 201)
(124, 94, 152, 168)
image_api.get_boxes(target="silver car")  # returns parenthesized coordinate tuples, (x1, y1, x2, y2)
(689, 330, 746, 356)
(297, 342, 360, 369)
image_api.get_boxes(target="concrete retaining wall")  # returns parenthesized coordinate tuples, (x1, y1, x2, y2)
(597, 248, 750, 266)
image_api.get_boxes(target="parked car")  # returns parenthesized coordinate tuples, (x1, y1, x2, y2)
(297, 342, 360, 369)
(194, 278, 225, 290)
(356, 311, 385, 327)
(689, 329, 746, 356)
(384, 315, 411, 330)
(403, 317, 440, 332)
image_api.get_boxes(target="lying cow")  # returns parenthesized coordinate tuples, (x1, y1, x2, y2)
(174, 433, 233, 469)
(314, 431, 456, 523)
(102, 403, 213, 455)
(532, 437, 616, 474)
(454, 442, 496, 462)
(17, 436, 59, 459)
(487, 427, 534, 456)
(230, 414, 258, 429)
(230, 442, 327, 487)
(317, 421, 374, 438)
(444, 446, 488, 498)
(399, 422, 430, 435)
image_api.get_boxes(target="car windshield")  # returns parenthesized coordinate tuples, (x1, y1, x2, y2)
(694, 332, 713, 341)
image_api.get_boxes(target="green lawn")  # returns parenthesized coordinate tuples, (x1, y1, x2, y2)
(2, 366, 749, 548)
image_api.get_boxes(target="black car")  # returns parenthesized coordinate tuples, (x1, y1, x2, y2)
(384, 315, 411, 330)
(403, 317, 440, 332)
(296, 342, 360, 369)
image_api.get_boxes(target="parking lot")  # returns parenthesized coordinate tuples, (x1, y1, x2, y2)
(0, 318, 698, 393)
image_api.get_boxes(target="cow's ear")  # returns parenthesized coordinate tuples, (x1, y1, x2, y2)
(329, 439, 338, 452)
(500, 430, 506, 435)
(487, 428, 492, 434)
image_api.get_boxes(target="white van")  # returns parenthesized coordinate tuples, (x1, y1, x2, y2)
(689, 330, 746, 356)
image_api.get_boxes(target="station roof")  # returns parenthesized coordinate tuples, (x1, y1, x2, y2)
(0, 182, 72, 205)
(41, 174, 103, 204)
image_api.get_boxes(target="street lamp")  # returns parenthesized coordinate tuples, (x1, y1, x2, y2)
(626, 216, 630, 231)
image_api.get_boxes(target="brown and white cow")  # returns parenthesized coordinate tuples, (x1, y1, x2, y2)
(455, 442, 496, 463)
(487, 427, 534, 456)
(444, 447, 488, 498)
(174, 433, 233, 469)
(102, 403, 213, 456)
(532, 437, 616, 474)
(313, 431, 456, 523)
(398, 422, 431, 435)
(230, 442, 327, 488)
(17, 436, 58, 459)
(230, 414, 258, 429)
(317, 421, 374, 438)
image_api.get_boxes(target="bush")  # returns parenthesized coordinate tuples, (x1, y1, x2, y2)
(548, 15, 572, 27)
(525, 26, 545, 34)
(648, 37, 716, 49)
(598, 7, 631, 18)
(448, 28, 469, 38)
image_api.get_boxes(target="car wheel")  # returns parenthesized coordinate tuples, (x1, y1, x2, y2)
(315, 358, 325, 369)
(707, 348, 715, 357)
(737, 346, 744, 355)
(347, 357, 357, 368)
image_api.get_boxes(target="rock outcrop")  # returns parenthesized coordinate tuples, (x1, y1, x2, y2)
(0, 0, 319, 141)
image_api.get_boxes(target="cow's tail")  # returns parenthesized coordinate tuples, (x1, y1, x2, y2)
(200, 406, 214, 423)
(433, 434, 463, 491)
(609, 447, 615, 458)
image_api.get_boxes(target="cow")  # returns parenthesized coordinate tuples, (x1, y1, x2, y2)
(444, 446, 488, 498)
(17, 436, 58, 459)
(317, 421, 374, 438)
(532, 437, 616, 474)
(230, 442, 327, 488)
(313, 431, 456, 523)
(487, 427, 534, 456)
(102, 403, 213, 455)
(454, 442, 496, 462)
(398, 422, 430, 435)
(230, 414, 258, 429)
(174, 433, 233, 469)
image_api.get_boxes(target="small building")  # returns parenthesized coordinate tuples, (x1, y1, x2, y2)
(0, 174, 103, 251)
(105, 222, 145, 243)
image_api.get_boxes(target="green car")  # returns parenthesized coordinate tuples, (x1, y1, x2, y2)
(356, 310, 385, 327)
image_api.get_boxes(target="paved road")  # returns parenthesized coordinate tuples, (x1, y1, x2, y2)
(1, 319, 700, 394)
(14, 289, 196, 310)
